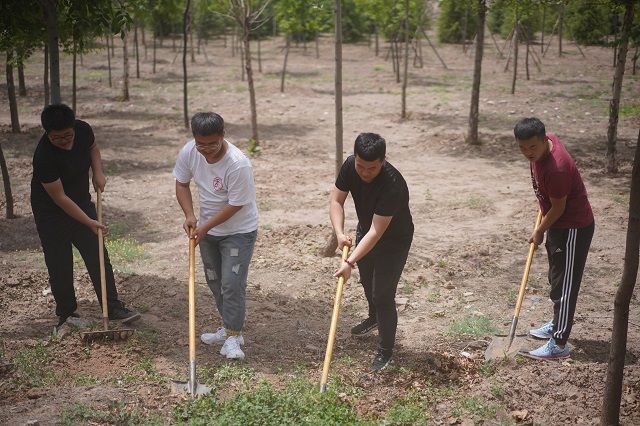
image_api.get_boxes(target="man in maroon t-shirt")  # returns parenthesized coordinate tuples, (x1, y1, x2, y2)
(515, 117, 595, 360)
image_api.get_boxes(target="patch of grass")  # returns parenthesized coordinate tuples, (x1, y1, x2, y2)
(124, 328, 159, 353)
(138, 304, 150, 313)
(60, 401, 161, 426)
(424, 188, 433, 201)
(426, 290, 440, 302)
(200, 364, 256, 390)
(437, 259, 446, 268)
(505, 287, 517, 306)
(383, 389, 430, 425)
(466, 195, 494, 211)
(105, 236, 146, 265)
(73, 373, 102, 386)
(247, 138, 262, 155)
(138, 358, 168, 385)
(612, 194, 627, 205)
(452, 395, 498, 418)
(12, 342, 57, 388)
(478, 360, 497, 378)
(446, 315, 497, 338)
(174, 378, 368, 425)
(261, 223, 273, 230)
(620, 104, 640, 117)
(373, 64, 385, 71)
(490, 382, 505, 399)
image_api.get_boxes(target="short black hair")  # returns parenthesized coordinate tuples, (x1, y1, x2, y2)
(191, 112, 224, 136)
(354, 132, 386, 161)
(41, 104, 75, 132)
(514, 117, 546, 141)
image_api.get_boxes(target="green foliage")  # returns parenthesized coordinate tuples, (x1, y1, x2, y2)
(383, 389, 430, 424)
(274, 0, 332, 42)
(452, 395, 498, 417)
(60, 401, 161, 426)
(356, 0, 431, 43)
(446, 315, 497, 338)
(174, 378, 366, 425)
(620, 104, 640, 117)
(199, 364, 256, 389)
(438, 0, 477, 43)
(1, 0, 46, 64)
(341, 0, 372, 43)
(566, 0, 610, 45)
(12, 342, 57, 388)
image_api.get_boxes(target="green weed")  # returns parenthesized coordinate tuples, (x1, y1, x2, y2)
(620, 104, 640, 117)
(466, 195, 494, 211)
(437, 259, 446, 268)
(174, 378, 367, 425)
(12, 342, 57, 388)
(490, 383, 505, 398)
(446, 315, 497, 338)
(60, 401, 161, 426)
(200, 364, 256, 390)
(426, 290, 441, 302)
(383, 389, 430, 425)
(452, 395, 498, 418)
(73, 373, 101, 386)
(248, 138, 262, 155)
(478, 360, 497, 378)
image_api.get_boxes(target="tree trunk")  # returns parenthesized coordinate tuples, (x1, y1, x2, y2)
(107, 35, 112, 87)
(6, 52, 20, 133)
(558, 1, 564, 57)
(190, 10, 195, 64)
(322, 0, 343, 258)
(134, 24, 140, 78)
(0, 142, 15, 219)
(122, 32, 130, 101)
(244, 18, 259, 144)
(525, 32, 530, 80)
(281, 35, 290, 93)
(110, 34, 115, 56)
(240, 41, 245, 81)
(601, 127, 640, 425)
(422, 29, 448, 69)
(467, 0, 486, 146)
(17, 57, 26, 96)
(153, 33, 157, 74)
(142, 25, 147, 60)
(461, 6, 469, 52)
(258, 38, 262, 72)
(401, 0, 409, 119)
(395, 39, 401, 83)
(44, 43, 50, 107)
(606, 1, 634, 174)
(633, 46, 638, 75)
(316, 35, 319, 59)
(183, 0, 191, 128)
(42, 0, 61, 104)
(511, 17, 519, 95)
(375, 25, 379, 56)
(541, 3, 546, 53)
(72, 43, 77, 112)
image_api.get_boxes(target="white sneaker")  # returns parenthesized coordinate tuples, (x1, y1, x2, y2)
(220, 335, 245, 360)
(201, 327, 227, 345)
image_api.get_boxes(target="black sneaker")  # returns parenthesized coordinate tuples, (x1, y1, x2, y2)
(109, 304, 141, 324)
(351, 317, 377, 336)
(370, 352, 392, 373)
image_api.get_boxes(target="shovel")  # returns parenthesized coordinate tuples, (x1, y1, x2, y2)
(484, 210, 542, 360)
(81, 191, 135, 343)
(171, 230, 211, 397)
(319, 245, 350, 393)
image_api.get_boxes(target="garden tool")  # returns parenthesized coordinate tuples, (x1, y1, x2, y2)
(484, 210, 543, 360)
(320, 245, 350, 393)
(81, 190, 135, 343)
(171, 230, 211, 397)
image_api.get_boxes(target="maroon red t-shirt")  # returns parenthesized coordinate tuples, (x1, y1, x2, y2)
(530, 134, 594, 229)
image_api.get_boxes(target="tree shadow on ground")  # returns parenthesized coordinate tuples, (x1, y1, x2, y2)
(0, 216, 40, 252)
(571, 338, 637, 364)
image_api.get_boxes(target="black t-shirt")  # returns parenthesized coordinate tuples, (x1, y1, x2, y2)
(335, 155, 414, 246)
(30, 120, 95, 214)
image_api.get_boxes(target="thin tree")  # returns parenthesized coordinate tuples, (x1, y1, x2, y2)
(122, 29, 130, 100)
(558, 0, 564, 57)
(601, 127, 640, 425)
(6, 51, 20, 133)
(467, 0, 486, 146)
(281, 35, 290, 92)
(401, 0, 409, 119)
(134, 22, 140, 78)
(0, 142, 15, 219)
(511, 7, 519, 95)
(606, 0, 635, 174)
(42, 0, 61, 104)
(183, 0, 190, 128)
(106, 34, 112, 87)
(17, 52, 27, 96)
(322, 0, 342, 257)
(44, 43, 50, 106)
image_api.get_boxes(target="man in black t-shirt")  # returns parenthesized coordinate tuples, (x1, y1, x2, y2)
(31, 104, 139, 329)
(330, 132, 414, 372)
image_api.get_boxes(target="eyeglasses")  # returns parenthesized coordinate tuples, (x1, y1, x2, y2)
(48, 130, 75, 143)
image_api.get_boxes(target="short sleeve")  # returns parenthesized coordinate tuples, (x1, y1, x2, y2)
(76, 120, 95, 150)
(173, 145, 193, 184)
(335, 156, 354, 192)
(545, 171, 571, 199)
(227, 165, 255, 206)
(374, 185, 401, 217)
(33, 150, 60, 184)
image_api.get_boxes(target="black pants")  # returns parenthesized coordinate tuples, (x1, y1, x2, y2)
(546, 221, 594, 346)
(33, 202, 119, 319)
(357, 240, 412, 357)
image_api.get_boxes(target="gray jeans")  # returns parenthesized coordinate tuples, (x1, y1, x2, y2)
(199, 230, 257, 333)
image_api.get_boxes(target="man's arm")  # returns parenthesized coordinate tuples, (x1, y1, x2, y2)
(530, 195, 567, 245)
(176, 180, 197, 236)
(329, 186, 352, 249)
(334, 213, 392, 281)
(89, 143, 106, 193)
(193, 204, 243, 243)
(42, 179, 105, 234)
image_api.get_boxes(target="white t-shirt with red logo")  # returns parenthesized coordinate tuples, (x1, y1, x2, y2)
(173, 140, 259, 236)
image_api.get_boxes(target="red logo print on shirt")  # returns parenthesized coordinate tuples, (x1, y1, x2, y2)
(212, 177, 224, 191)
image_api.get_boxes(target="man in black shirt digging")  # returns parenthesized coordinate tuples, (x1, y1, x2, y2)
(330, 133, 414, 372)
(31, 104, 139, 330)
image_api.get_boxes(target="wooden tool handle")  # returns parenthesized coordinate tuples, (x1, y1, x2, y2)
(188, 230, 196, 362)
(513, 210, 543, 317)
(320, 244, 350, 392)
(97, 190, 109, 331)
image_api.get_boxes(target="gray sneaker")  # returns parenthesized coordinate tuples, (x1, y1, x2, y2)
(529, 320, 554, 340)
(523, 338, 570, 360)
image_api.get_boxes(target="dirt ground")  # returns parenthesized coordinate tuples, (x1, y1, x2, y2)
(1, 33, 639, 425)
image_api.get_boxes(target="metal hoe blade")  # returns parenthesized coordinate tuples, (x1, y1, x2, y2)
(171, 361, 211, 396)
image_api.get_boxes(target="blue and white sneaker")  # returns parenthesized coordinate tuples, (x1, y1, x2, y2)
(524, 338, 570, 360)
(529, 320, 554, 340)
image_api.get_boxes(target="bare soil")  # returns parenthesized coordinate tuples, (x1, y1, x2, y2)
(1, 34, 639, 425)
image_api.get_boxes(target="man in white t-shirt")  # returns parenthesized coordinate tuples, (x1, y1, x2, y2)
(173, 112, 258, 360)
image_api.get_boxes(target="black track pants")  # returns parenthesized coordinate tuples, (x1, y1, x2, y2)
(33, 202, 119, 319)
(546, 221, 594, 346)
